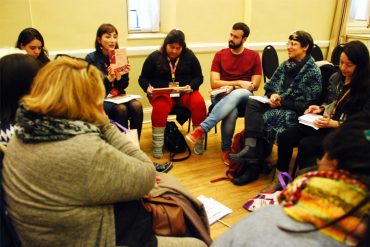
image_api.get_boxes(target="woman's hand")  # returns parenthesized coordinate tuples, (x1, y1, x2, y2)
(107, 66, 116, 83)
(304, 105, 323, 114)
(314, 116, 339, 128)
(147, 84, 153, 95)
(268, 93, 281, 108)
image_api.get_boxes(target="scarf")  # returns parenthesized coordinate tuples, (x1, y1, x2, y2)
(15, 105, 105, 143)
(279, 170, 369, 246)
(283, 55, 310, 88)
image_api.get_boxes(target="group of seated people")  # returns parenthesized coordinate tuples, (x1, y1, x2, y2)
(1, 22, 369, 246)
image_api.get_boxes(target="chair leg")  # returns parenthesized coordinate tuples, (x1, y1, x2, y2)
(187, 117, 191, 132)
(204, 132, 208, 150)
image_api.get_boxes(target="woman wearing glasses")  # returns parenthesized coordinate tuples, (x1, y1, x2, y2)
(229, 31, 322, 186)
(261, 41, 370, 192)
(86, 23, 143, 138)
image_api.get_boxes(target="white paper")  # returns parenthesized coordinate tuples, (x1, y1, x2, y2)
(197, 195, 232, 225)
(249, 95, 269, 104)
(104, 94, 142, 104)
(298, 113, 321, 130)
(210, 87, 228, 96)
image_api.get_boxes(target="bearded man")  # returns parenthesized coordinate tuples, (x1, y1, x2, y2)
(186, 22, 262, 165)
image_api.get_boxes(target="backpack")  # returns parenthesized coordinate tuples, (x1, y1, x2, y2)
(164, 121, 191, 162)
(226, 130, 248, 179)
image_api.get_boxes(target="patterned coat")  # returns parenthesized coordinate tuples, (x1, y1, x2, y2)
(263, 57, 322, 141)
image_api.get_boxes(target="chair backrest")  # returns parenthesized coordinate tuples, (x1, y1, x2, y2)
(316, 62, 338, 104)
(311, 44, 324, 61)
(331, 44, 345, 66)
(262, 45, 279, 82)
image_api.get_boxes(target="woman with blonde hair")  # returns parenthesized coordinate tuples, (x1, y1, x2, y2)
(2, 57, 206, 246)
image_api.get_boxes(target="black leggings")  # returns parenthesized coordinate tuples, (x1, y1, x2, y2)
(104, 99, 143, 138)
(277, 124, 331, 172)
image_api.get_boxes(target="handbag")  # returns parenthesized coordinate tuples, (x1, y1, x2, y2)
(111, 120, 140, 148)
(143, 196, 186, 236)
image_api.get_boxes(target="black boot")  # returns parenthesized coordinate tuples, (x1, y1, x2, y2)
(232, 160, 260, 186)
(229, 137, 257, 161)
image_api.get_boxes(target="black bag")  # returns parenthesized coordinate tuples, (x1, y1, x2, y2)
(1, 151, 21, 247)
(164, 122, 191, 162)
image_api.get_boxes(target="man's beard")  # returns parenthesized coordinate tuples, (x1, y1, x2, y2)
(228, 41, 243, 50)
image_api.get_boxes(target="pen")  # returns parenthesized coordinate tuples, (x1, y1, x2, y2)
(217, 219, 231, 228)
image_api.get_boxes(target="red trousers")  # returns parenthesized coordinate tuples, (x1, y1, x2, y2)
(150, 91, 206, 127)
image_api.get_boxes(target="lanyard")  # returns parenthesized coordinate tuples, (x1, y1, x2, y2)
(332, 89, 350, 116)
(168, 57, 180, 83)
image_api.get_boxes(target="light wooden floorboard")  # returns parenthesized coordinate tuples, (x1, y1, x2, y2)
(139, 119, 278, 240)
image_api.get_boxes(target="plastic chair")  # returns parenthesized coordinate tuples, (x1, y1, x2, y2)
(331, 44, 345, 66)
(311, 44, 324, 61)
(262, 45, 279, 83)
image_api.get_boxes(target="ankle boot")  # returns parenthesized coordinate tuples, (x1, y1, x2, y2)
(152, 127, 165, 158)
(229, 137, 257, 161)
(232, 160, 260, 186)
(260, 169, 282, 192)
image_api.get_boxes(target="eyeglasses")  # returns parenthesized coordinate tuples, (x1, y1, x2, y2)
(286, 41, 300, 48)
(54, 54, 91, 71)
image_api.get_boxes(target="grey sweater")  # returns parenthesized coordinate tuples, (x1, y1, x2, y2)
(212, 205, 347, 247)
(2, 123, 156, 246)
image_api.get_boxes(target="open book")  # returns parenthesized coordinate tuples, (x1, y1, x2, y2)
(197, 195, 232, 225)
(249, 95, 269, 104)
(104, 94, 142, 104)
(210, 87, 228, 96)
(152, 86, 193, 96)
(109, 48, 128, 73)
(298, 113, 321, 130)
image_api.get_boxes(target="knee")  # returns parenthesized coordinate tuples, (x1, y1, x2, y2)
(130, 100, 143, 111)
(152, 96, 171, 111)
(115, 104, 128, 114)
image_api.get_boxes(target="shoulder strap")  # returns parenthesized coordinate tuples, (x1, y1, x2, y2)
(170, 143, 191, 162)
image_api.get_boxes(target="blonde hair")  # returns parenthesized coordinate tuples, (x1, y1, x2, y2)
(22, 56, 109, 125)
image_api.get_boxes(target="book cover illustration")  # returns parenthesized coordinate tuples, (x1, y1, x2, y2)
(109, 48, 128, 73)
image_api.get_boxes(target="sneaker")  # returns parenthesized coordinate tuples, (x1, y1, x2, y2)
(186, 127, 205, 144)
(154, 161, 173, 173)
(194, 141, 204, 155)
(222, 151, 230, 166)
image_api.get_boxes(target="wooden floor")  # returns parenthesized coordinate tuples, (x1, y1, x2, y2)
(139, 119, 278, 240)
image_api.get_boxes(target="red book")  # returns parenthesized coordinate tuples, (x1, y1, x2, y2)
(109, 48, 128, 73)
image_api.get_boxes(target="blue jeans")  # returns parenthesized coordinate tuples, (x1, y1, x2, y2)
(200, 89, 252, 151)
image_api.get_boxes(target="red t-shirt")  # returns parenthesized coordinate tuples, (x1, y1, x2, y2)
(211, 48, 262, 81)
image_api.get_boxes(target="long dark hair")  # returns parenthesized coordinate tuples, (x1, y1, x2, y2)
(158, 29, 187, 70)
(94, 24, 119, 53)
(340, 41, 370, 115)
(0, 54, 41, 125)
(15, 28, 49, 64)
